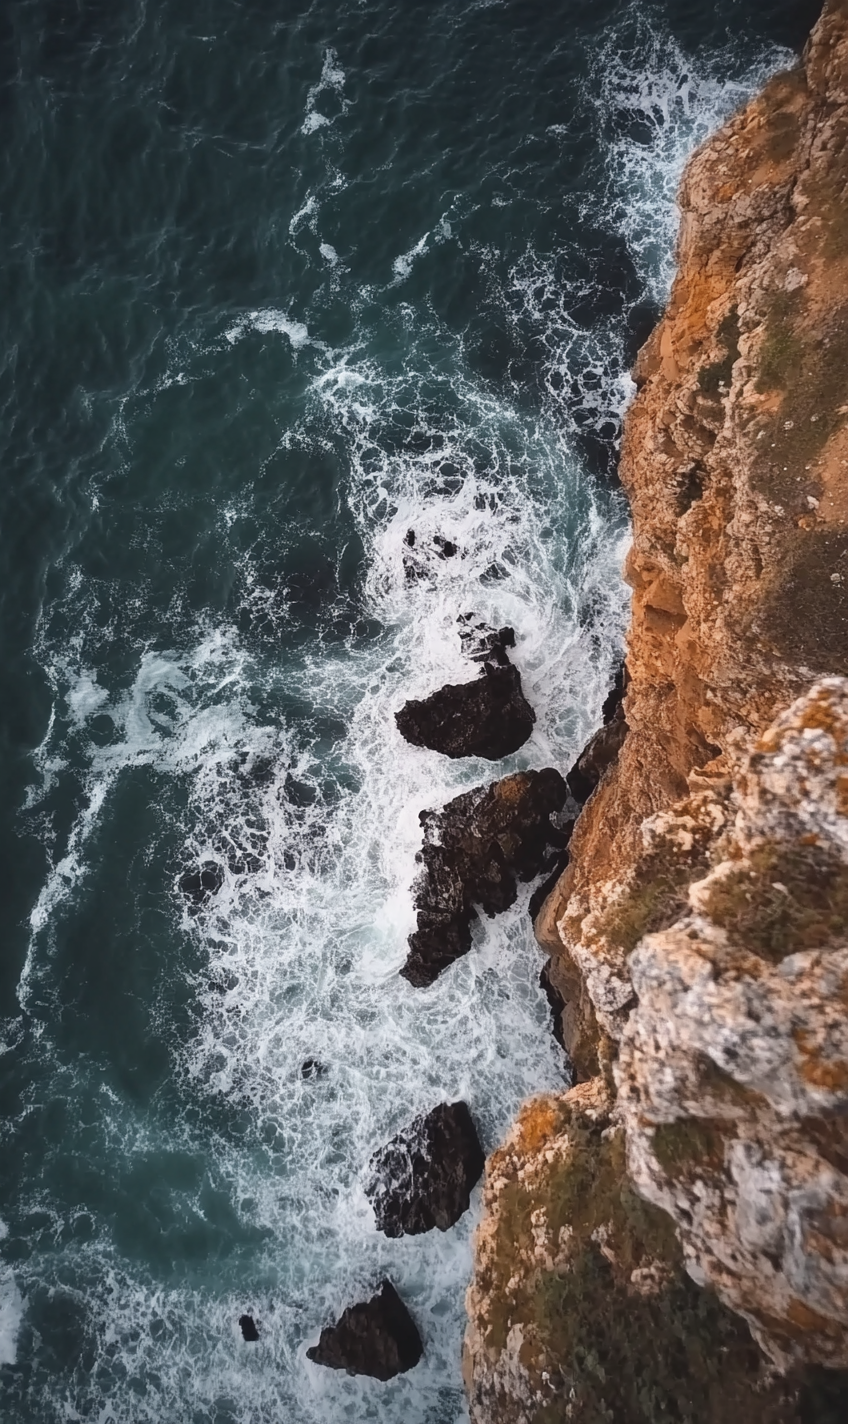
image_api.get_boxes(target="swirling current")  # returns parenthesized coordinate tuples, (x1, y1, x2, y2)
(0, 2, 819, 1420)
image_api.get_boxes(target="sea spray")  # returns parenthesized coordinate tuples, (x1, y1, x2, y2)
(0, 3, 797, 1420)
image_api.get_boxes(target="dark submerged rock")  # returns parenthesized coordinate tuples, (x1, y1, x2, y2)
(239, 1314, 259, 1342)
(178, 861, 224, 905)
(566, 663, 629, 805)
(365, 1101, 485, 1237)
(401, 769, 568, 987)
(539, 959, 567, 1052)
(306, 1280, 423, 1380)
(527, 840, 573, 923)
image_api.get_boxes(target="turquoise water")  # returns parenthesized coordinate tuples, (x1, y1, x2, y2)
(0, 2, 815, 1419)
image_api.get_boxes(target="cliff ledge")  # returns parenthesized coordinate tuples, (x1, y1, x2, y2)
(465, 2, 848, 1418)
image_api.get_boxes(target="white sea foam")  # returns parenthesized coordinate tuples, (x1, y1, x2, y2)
(391, 234, 430, 283)
(10, 12, 796, 1424)
(302, 47, 350, 136)
(589, 17, 792, 303)
(225, 309, 314, 349)
(0, 1225, 22, 1369)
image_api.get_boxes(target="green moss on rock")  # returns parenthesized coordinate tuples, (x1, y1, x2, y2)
(485, 1113, 807, 1423)
(598, 842, 710, 956)
(704, 840, 848, 962)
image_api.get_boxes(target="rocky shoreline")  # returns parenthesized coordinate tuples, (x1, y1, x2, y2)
(213, 2, 848, 1401)
(464, 3, 848, 1419)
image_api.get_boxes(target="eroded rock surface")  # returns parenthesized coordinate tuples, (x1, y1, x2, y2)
(617, 679, 848, 1370)
(463, 1081, 810, 1424)
(466, 4, 848, 1414)
(396, 622, 535, 760)
(537, 0, 848, 1067)
(401, 769, 568, 987)
(365, 1101, 485, 1236)
(307, 1280, 423, 1380)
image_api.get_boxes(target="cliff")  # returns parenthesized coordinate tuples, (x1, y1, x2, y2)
(464, 2, 848, 1418)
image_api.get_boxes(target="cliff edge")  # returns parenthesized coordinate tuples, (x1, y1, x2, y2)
(465, 2, 848, 1418)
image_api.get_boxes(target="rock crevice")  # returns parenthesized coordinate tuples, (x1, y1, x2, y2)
(464, 3, 848, 1416)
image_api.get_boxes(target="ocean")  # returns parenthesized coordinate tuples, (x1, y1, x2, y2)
(0, 2, 819, 1419)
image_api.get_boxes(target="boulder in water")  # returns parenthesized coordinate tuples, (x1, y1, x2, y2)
(401, 769, 568, 986)
(395, 662, 535, 760)
(365, 1101, 485, 1237)
(306, 1280, 423, 1380)
(457, 614, 515, 666)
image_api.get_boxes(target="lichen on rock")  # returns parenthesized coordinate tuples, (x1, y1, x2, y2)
(465, 2, 848, 1415)
(618, 679, 848, 1371)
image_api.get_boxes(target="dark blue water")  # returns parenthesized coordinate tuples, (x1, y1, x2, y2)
(0, 2, 819, 1420)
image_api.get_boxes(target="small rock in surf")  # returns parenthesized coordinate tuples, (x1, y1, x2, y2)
(457, 614, 515, 666)
(401, 768, 568, 986)
(306, 1280, 423, 1380)
(365, 1101, 485, 1237)
(396, 662, 535, 760)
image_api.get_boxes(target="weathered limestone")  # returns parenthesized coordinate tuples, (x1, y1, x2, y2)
(466, 4, 848, 1414)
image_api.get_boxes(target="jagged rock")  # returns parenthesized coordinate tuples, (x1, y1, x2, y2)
(401, 769, 568, 987)
(457, 614, 515, 666)
(365, 1101, 485, 1237)
(402, 530, 459, 581)
(178, 861, 224, 905)
(527, 842, 572, 923)
(617, 680, 848, 1371)
(566, 665, 629, 805)
(306, 1280, 423, 1380)
(538, 960, 567, 1052)
(239, 1314, 259, 1342)
(396, 661, 535, 760)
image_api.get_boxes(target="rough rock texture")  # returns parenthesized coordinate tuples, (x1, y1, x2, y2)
(565, 696, 629, 806)
(536, 0, 848, 1070)
(466, 4, 848, 1414)
(365, 1101, 485, 1236)
(401, 769, 568, 987)
(463, 1081, 811, 1424)
(396, 662, 536, 761)
(307, 1280, 423, 1380)
(617, 679, 848, 1371)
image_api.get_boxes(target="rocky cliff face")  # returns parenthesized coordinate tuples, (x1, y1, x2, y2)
(465, 2, 848, 1417)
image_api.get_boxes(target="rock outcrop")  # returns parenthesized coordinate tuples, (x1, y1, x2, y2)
(465, 3, 848, 1416)
(365, 1101, 485, 1236)
(396, 663, 536, 760)
(395, 622, 536, 760)
(618, 679, 848, 1371)
(307, 1280, 423, 1380)
(401, 769, 569, 987)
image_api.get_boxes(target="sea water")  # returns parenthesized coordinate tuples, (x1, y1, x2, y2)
(0, 2, 814, 1419)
